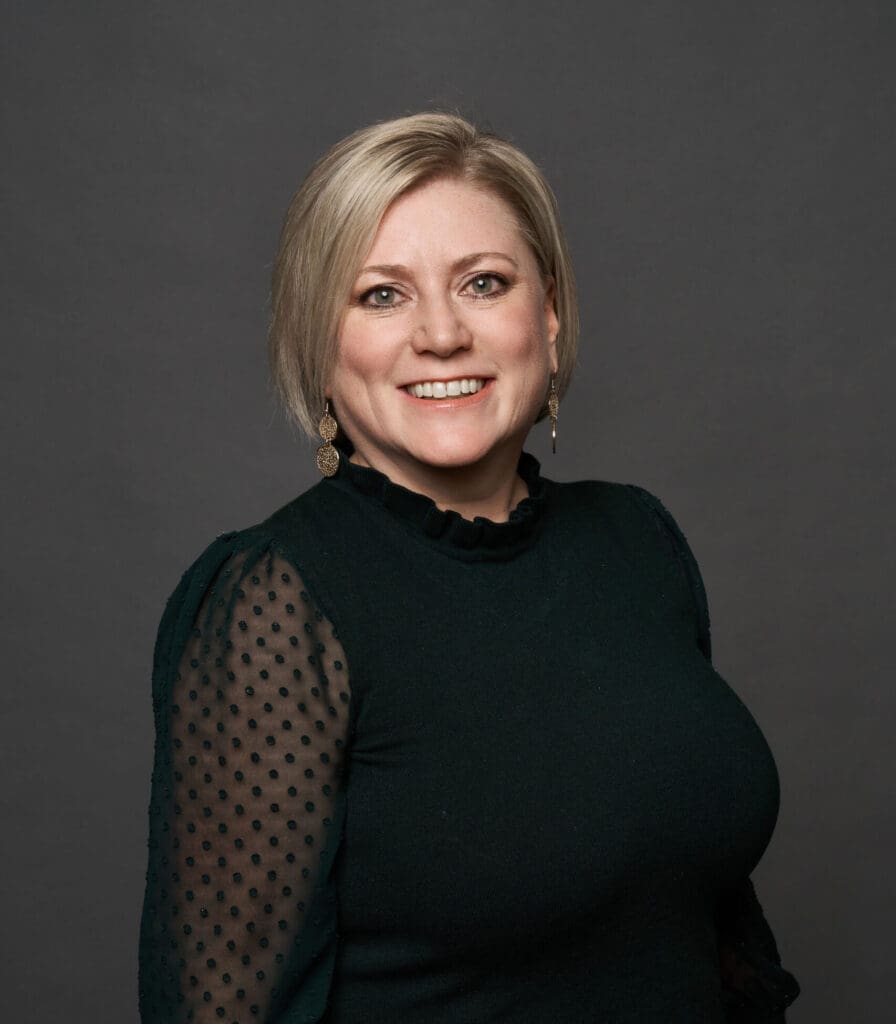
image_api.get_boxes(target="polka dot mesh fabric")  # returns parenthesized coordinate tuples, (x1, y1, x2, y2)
(139, 544, 351, 1023)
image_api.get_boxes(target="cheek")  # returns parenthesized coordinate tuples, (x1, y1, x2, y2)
(334, 321, 389, 381)
(500, 299, 550, 360)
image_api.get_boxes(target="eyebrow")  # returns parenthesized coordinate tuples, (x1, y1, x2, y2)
(357, 251, 520, 277)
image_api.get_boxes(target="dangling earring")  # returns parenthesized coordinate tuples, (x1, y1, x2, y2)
(547, 374, 559, 454)
(316, 400, 340, 477)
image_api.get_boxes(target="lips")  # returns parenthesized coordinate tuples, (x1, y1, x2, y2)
(400, 377, 495, 405)
(407, 378, 491, 397)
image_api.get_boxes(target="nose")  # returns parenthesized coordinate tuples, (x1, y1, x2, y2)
(410, 291, 473, 356)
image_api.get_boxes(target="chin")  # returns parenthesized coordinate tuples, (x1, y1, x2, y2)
(403, 434, 498, 470)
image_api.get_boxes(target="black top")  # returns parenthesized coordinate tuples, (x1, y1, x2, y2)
(138, 442, 800, 1022)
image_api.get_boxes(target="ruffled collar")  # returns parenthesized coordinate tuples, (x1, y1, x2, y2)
(324, 438, 549, 561)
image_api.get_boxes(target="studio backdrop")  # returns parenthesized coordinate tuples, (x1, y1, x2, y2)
(1, 2, 893, 1021)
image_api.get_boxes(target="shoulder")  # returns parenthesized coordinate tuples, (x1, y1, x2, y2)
(176, 476, 341, 595)
(545, 476, 690, 559)
(211, 477, 332, 551)
(162, 509, 305, 617)
(550, 475, 702, 578)
(547, 475, 680, 535)
(152, 484, 339, 685)
(548, 475, 711, 657)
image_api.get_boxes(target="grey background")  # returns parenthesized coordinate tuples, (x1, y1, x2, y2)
(2, 1, 892, 1020)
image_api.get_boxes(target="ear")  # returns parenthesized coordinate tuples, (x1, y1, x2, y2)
(321, 368, 334, 405)
(544, 277, 560, 376)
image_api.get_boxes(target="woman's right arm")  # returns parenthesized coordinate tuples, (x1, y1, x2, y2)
(138, 537, 352, 1023)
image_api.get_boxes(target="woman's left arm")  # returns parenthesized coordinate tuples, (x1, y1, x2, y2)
(626, 485, 801, 1020)
(716, 877, 801, 1021)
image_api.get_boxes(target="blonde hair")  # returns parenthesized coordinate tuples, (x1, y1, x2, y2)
(268, 111, 579, 440)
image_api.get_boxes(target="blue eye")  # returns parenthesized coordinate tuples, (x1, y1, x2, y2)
(362, 286, 398, 307)
(466, 273, 507, 298)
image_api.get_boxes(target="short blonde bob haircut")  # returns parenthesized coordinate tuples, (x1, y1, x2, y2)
(268, 111, 578, 441)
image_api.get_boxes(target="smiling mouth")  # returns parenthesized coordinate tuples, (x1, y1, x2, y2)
(402, 377, 490, 399)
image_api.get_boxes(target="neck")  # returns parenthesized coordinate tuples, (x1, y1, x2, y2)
(346, 439, 530, 524)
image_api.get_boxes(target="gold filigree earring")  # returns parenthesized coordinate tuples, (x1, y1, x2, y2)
(316, 400, 340, 477)
(547, 374, 559, 454)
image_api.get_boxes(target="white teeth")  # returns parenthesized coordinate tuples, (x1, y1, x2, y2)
(405, 378, 487, 399)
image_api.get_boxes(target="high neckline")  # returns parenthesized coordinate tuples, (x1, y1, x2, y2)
(324, 438, 549, 561)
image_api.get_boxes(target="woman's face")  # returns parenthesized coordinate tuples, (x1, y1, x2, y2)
(328, 176, 559, 478)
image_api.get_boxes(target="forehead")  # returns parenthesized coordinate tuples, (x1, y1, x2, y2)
(364, 177, 526, 259)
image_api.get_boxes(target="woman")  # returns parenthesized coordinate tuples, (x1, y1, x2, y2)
(138, 112, 800, 1022)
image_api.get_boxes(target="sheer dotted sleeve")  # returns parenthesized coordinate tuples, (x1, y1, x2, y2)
(138, 537, 352, 1024)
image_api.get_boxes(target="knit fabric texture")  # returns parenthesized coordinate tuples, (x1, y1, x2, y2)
(138, 442, 800, 1022)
